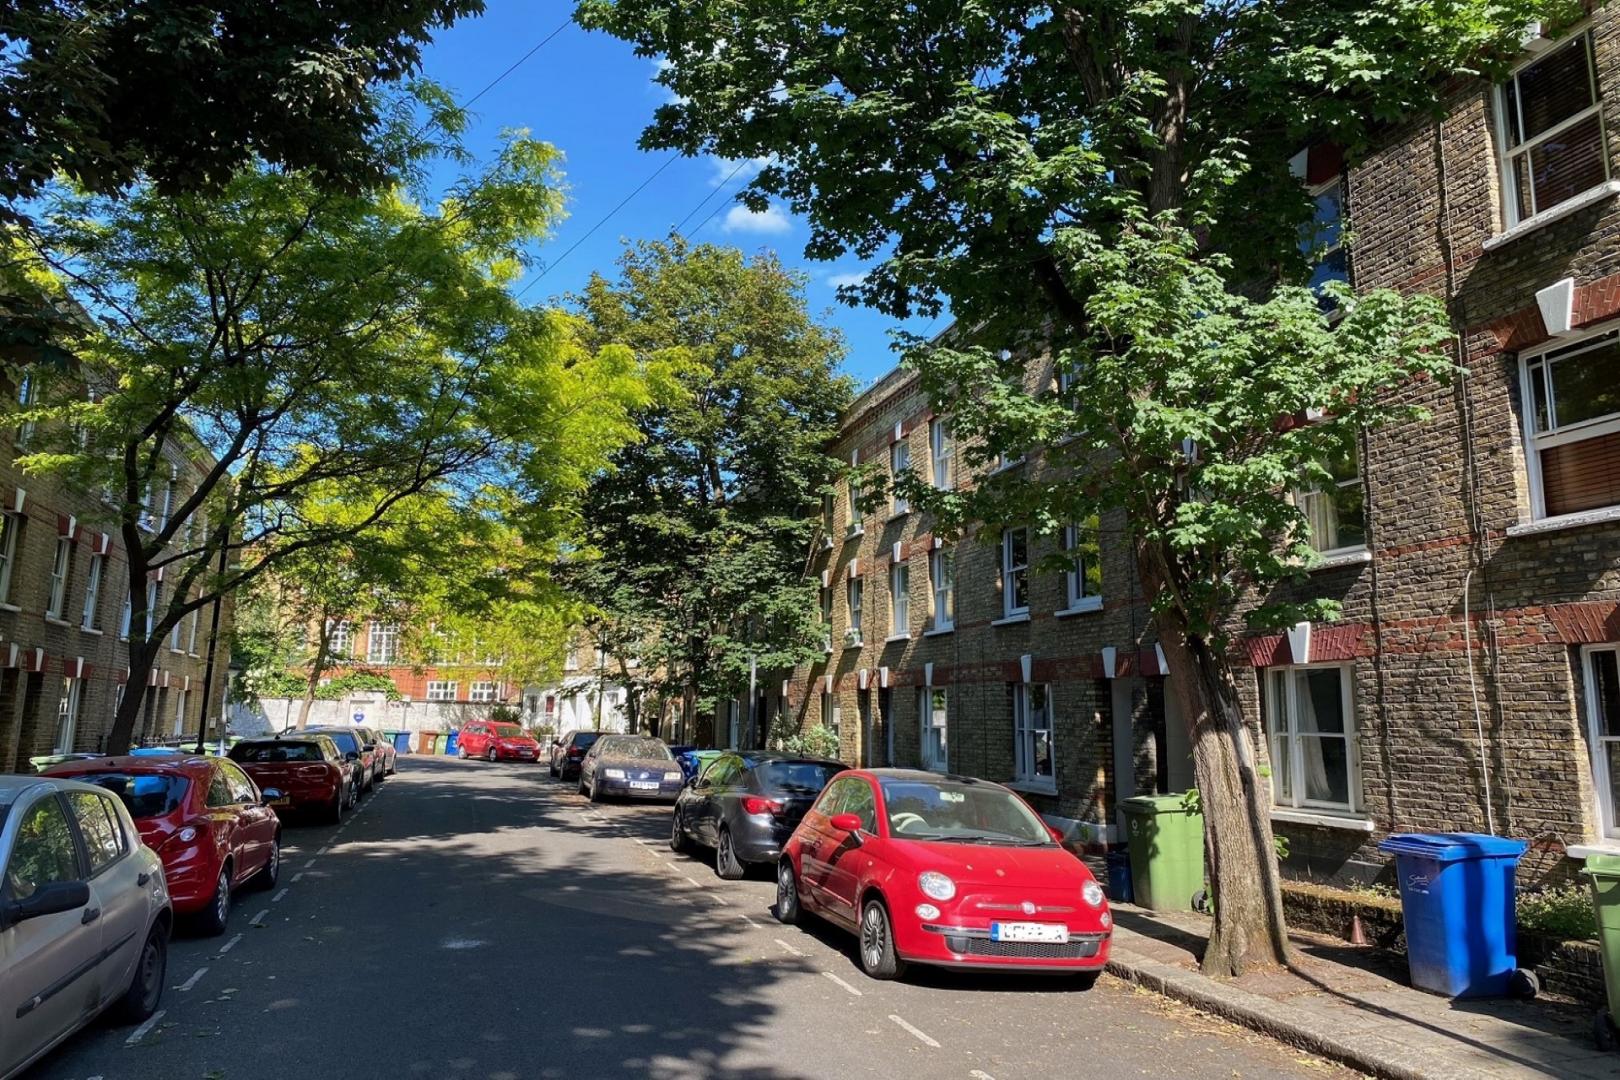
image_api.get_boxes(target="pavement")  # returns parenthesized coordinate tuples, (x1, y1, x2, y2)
(1106, 905, 1620, 1080)
(33, 755, 1361, 1080)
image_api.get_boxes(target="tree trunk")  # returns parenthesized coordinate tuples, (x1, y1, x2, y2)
(1157, 619, 1292, 976)
(106, 639, 155, 754)
(297, 620, 332, 730)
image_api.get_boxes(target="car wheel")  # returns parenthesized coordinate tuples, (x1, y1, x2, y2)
(670, 809, 692, 853)
(348, 776, 361, 808)
(113, 922, 168, 1023)
(548, 759, 558, 778)
(774, 860, 802, 925)
(487, 747, 498, 763)
(198, 866, 231, 937)
(253, 834, 281, 890)
(577, 774, 588, 796)
(328, 786, 345, 825)
(587, 779, 601, 803)
(716, 827, 746, 880)
(858, 898, 906, 980)
(457, 744, 469, 760)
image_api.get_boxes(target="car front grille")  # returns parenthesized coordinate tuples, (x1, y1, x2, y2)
(947, 936, 1103, 960)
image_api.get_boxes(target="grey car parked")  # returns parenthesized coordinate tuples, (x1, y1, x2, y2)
(578, 736, 684, 802)
(670, 754, 847, 879)
(0, 775, 172, 1079)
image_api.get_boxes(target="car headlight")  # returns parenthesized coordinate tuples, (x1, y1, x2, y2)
(918, 871, 956, 902)
(1082, 881, 1106, 908)
(603, 768, 625, 779)
(664, 771, 682, 782)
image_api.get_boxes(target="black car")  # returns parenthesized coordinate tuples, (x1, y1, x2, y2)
(549, 729, 602, 780)
(578, 735, 683, 802)
(671, 753, 848, 879)
(298, 727, 374, 794)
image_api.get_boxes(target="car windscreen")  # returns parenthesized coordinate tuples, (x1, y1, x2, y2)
(77, 773, 190, 819)
(879, 779, 1052, 845)
(597, 737, 672, 760)
(758, 762, 845, 795)
(232, 742, 323, 763)
(324, 732, 359, 754)
(493, 725, 526, 738)
(574, 732, 601, 747)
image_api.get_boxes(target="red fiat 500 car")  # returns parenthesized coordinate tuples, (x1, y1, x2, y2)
(228, 735, 356, 823)
(459, 721, 541, 763)
(46, 755, 282, 936)
(775, 769, 1111, 982)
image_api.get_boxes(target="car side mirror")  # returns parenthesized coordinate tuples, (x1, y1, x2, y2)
(829, 812, 863, 839)
(1047, 824, 1066, 844)
(261, 788, 284, 802)
(345, 751, 359, 762)
(2, 880, 90, 928)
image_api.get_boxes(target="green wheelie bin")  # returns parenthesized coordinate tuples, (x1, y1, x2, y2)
(1584, 854, 1620, 1048)
(1122, 794, 1206, 912)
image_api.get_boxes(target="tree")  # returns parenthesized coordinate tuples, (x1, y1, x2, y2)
(1, 1, 484, 215)
(579, 0, 1560, 975)
(15, 103, 655, 754)
(566, 236, 852, 744)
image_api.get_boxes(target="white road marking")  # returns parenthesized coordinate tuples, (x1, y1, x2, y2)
(249, 908, 270, 927)
(177, 967, 208, 992)
(736, 913, 761, 928)
(707, 891, 731, 905)
(316, 846, 331, 855)
(272, 887, 289, 902)
(889, 1015, 941, 1049)
(774, 938, 805, 957)
(822, 971, 863, 997)
(291, 873, 304, 884)
(124, 1009, 165, 1046)
(302, 860, 316, 869)
(217, 933, 244, 956)
(969, 1071, 997, 1080)
(679, 874, 703, 888)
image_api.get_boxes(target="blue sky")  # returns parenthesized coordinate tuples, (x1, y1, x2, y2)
(418, 7, 937, 387)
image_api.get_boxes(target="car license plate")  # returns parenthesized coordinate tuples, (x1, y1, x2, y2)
(990, 922, 1069, 944)
(269, 798, 290, 807)
(629, 780, 659, 790)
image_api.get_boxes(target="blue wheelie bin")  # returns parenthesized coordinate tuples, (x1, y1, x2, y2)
(1378, 832, 1528, 998)
(444, 731, 461, 756)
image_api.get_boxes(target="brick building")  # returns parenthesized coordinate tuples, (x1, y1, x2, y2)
(0, 375, 230, 767)
(784, 14, 1620, 886)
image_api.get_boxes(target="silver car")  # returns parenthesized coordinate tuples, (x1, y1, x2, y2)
(0, 775, 172, 1078)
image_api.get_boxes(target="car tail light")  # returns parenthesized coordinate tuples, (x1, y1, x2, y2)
(568, 749, 583, 759)
(742, 796, 785, 816)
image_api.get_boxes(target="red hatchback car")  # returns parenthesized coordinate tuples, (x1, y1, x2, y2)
(228, 735, 357, 823)
(775, 769, 1111, 982)
(458, 720, 541, 763)
(46, 755, 282, 936)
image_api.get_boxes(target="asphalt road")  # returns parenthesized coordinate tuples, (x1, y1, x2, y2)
(33, 756, 1357, 1080)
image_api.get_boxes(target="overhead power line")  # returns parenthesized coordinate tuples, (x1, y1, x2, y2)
(672, 158, 749, 236)
(516, 152, 681, 298)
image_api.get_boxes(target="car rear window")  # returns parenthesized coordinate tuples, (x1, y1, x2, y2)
(574, 732, 601, 747)
(231, 742, 324, 763)
(597, 736, 672, 760)
(324, 732, 359, 754)
(493, 725, 525, 738)
(758, 762, 845, 795)
(76, 773, 190, 819)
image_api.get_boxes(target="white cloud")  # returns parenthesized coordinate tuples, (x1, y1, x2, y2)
(826, 271, 867, 289)
(721, 203, 793, 235)
(708, 154, 772, 187)
(650, 57, 686, 104)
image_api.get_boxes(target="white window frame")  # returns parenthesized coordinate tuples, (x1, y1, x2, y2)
(173, 688, 186, 738)
(45, 535, 70, 618)
(846, 476, 864, 537)
(1582, 644, 1620, 840)
(889, 440, 911, 516)
(1061, 521, 1103, 613)
(326, 619, 353, 659)
(119, 587, 132, 640)
(15, 371, 36, 450)
(169, 598, 185, 651)
(426, 680, 457, 702)
(1494, 29, 1610, 229)
(159, 472, 177, 531)
(1294, 432, 1367, 556)
(889, 561, 910, 637)
(845, 577, 864, 647)
(1013, 682, 1056, 790)
(819, 585, 834, 652)
(367, 622, 399, 664)
(930, 548, 955, 632)
(80, 552, 103, 630)
(1519, 324, 1620, 521)
(1263, 662, 1360, 814)
(930, 419, 953, 490)
(0, 512, 20, 605)
(918, 687, 948, 772)
(1000, 528, 1029, 619)
(143, 580, 159, 639)
(187, 605, 200, 654)
(821, 690, 840, 740)
(54, 676, 81, 754)
(469, 681, 498, 703)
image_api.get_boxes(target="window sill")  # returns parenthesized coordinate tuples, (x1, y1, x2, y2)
(169, 647, 185, 655)
(923, 625, 955, 638)
(883, 633, 912, 644)
(1483, 180, 1620, 251)
(1567, 844, 1620, 860)
(887, 510, 909, 522)
(991, 612, 1031, 627)
(843, 641, 864, 651)
(1270, 807, 1374, 832)
(43, 615, 71, 627)
(1308, 547, 1373, 572)
(1006, 780, 1058, 797)
(0, 603, 20, 614)
(79, 626, 103, 636)
(987, 459, 1025, 477)
(1055, 597, 1104, 618)
(845, 527, 865, 542)
(1507, 504, 1620, 537)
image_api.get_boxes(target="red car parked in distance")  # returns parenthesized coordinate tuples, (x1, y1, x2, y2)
(228, 735, 357, 823)
(45, 755, 282, 935)
(774, 769, 1111, 982)
(458, 720, 542, 763)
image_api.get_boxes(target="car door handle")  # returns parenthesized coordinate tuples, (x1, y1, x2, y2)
(137, 872, 151, 887)
(81, 907, 100, 925)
